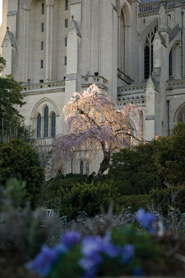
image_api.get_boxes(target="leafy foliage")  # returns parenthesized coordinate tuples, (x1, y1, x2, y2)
(40, 177, 115, 221)
(154, 122, 185, 185)
(0, 139, 44, 207)
(0, 58, 25, 137)
(0, 179, 65, 278)
(110, 122, 185, 191)
(109, 146, 162, 195)
(0, 57, 34, 143)
(1, 178, 27, 209)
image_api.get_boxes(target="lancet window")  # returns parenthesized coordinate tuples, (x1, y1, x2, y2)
(51, 112, 56, 137)
(169, 49, 173, 77)
(44, 106, 49, 137)
(144, 24, 158, 79)
(37, 114, 41, 138)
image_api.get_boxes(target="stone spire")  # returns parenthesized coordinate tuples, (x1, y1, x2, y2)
(158, 1, 168, 32)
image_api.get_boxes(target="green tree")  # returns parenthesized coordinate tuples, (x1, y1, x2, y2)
(154, 122, 185, 185)
(109, 142, 162, 195)
(0, 57, 26, 140)
(0, 139, 45, 207)
(109, 122, 185, 191)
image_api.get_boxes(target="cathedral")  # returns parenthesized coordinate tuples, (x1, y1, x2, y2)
(1, 0, 185, 173)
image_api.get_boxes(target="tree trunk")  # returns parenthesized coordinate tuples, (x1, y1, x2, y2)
(98, 142, 111, 174)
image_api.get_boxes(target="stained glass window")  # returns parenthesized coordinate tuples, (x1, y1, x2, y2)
(51, 112, 56, 137)
(86, 161, 89, 176)
(177, 106, 185, 122)
(44, 106, 49, 137)
(169, 49, 172, 77)
(37, 114, 41, 138)
(80, 161, 83, 174)
(144, 24, 158, 79)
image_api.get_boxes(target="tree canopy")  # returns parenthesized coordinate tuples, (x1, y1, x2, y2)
(0, 57, 25, 140)
(53, 84, 143, 174)
(109, 122, 185, 187)
(0, 139, 45, 208)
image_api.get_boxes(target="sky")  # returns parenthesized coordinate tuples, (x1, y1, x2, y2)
(0, 0, 2, 26)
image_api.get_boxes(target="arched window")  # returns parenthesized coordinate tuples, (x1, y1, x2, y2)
(177, 105, 185, 122)
(44, 106, 49, 137)
(80, 160, 84, 174)
(51, 112, 56, 137)
(144, 24, 158, 79)
(86, 161, 89, 176)
(37, 114, 41, 138)
(119, 10, 125, 73)
(169, 49, 173, 77)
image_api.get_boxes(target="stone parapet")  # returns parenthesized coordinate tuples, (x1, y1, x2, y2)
(118, 83, 146, 94)
(35, 137, 54, 145)
(167, 78, 185, 89)
(116, 95, 146, 108)
(117, 83, 146, 107)
(81, 75, 108, 91)
(22, 81, 65, 94)
(139, 1, 177, 16)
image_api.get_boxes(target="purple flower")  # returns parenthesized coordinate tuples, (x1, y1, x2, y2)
(136, 208, 156, 234)
(79, 238, 103, 278)
(81, 236, 102, 256)
(102, 242, 121, 258)
(80, 234, 122, 277)
(121, 244, 135, 264)
(61, 231, 81, 249)
(26, 244, 66, 277)
(79, 253, 102, 271)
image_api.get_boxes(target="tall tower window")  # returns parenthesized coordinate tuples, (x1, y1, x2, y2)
(41, 41, 44, 50)
(65, 37, 67, 47)
(41, 23, 44, 32)
(144, 24, 158, 79)
(51, 112, 56, 137)
(64, 56, 67, 65)
(37, 114, 41, 138)
(65, 19, 68, 28)
(42, 3, 44, 14)
(41, 60, 44, 69)
(44, 106, 49, 137)
(169, 49, 173, 77)
(65, 0, 68, 10)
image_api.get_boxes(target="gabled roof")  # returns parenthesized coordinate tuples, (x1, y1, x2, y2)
(71, 16, 81, 38)
(2, 27, 16, 48)
(169, 24, 181, 43)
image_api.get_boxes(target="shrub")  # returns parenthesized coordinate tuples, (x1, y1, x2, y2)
(40, 179, 116, 221)
(109, 146, 163, 195)
(0, 139, 44, 208)
(39, 174, 88, 210)
(117, 194, 150, 212)
(149, 185, 185, 216)
(60, 182, 115, 221)
(0, 178, 27, 209)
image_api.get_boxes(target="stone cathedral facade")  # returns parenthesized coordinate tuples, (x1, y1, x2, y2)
(1, 0, 185, 173)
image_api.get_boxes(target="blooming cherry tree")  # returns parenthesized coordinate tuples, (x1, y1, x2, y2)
(53, 84, 143, 174)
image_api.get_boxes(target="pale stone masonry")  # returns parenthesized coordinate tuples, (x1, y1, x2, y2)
(1, 0, 185, 173)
